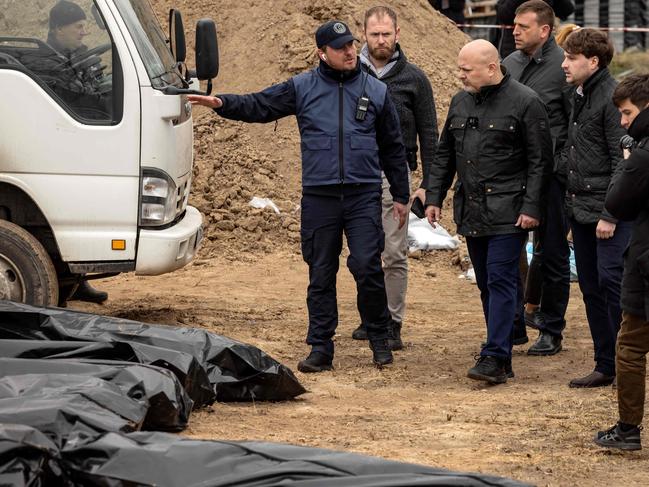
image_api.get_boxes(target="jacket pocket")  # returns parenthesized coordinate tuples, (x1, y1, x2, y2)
(485, 180, 526, 226)
(452, 180, 464, 226)
(481, 118, 517, 156)
(301, 136, 337, 183)
(448, 117, 467, 153)
(582, 175, 610, 194)
(349, 135, 380, 180)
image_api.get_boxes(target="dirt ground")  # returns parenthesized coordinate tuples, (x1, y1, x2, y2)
(72, 248, 649, 487)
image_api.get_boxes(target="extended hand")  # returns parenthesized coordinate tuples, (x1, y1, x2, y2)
(515, 214, 539, 230)
(393, 202, 408, 229)
(425, 205, 441, 228)
(596, 219, 616, 239)
(187, 94, 222, 109)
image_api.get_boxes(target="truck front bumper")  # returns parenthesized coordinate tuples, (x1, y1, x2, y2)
(135, 206, 203, 275)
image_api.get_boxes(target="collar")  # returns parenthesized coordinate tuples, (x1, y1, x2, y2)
(629, 106, 649, 141)
(473, 66, 509, 104)
(529, 36, 557, 64)
(581, 67, 610, 94)
(318, 58, 362, 82)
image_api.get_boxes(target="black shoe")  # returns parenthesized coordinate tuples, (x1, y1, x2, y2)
(369, 339, 393, 367)
(70, 280, 108, 304)
(569, 370, 615, 388)
(594, 423, 642, 451)
(352, 324, 368, 340)
(297, 351, 333, 373)
(467, 356, 507, 384)
(504, 359, 515, 379)
(524, 309, 545, 330)
(527, 332, 562, 356)
(387, 320, 403, 351)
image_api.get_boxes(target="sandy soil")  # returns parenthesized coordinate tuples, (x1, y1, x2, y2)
(72, 249, 649, 487)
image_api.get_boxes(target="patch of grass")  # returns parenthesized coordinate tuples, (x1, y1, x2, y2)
(610, 50, 649, 79)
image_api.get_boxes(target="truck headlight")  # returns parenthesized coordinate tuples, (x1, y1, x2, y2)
(140, 169, 177, 226)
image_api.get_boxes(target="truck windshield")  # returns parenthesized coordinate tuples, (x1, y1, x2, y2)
(113, 0, 181, 89)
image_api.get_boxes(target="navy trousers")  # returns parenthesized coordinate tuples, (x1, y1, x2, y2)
(570, 219, 632, 376)
(467, 233, 528, 359)
(526, 177, 571, 337)
(300, 191, 391, 357)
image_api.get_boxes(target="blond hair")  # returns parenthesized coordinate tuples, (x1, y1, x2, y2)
(555, 23, 580, 48)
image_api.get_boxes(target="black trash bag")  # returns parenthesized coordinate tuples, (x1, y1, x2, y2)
(60, 431, 531, 487)
(0, 338, 215, 408)
(0, 358, 193, 431)
(0, 374, 148, 448)
(0, 424, 64, 487)
(0, 300, 306, 401)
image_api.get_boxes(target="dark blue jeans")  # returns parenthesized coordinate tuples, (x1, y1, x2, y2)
(300, 191, 391, 357)
(570, 219, 632, 376)
(526, 177, 571, 337)
(467, 233, 528, 360)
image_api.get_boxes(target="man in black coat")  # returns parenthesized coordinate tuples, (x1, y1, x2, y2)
(423, 39, 552, 384)
(561, 28, 631, 388)
(492, 0, 575, 58)
(354, 6, 438, 349)
(503, 0, 572, 356)
(594, 74, 649, 451)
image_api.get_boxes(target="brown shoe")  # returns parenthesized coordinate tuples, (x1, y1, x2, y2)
(569, 371, 615, 388)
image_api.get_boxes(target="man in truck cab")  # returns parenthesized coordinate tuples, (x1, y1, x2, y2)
(189, 20, 410, 373)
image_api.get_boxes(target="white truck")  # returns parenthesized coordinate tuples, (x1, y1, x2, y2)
(0, 0, 218, 306)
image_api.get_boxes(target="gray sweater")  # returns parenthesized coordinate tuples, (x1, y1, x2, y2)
(361, 44, 438, 177)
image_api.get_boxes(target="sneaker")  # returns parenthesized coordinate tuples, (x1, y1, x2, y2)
(351, 324, 368, 340)
(387, 320, 403, 351)
(594, 423, 642, 451)
(369, 339, 393, 367)
(297, 351, 333, 373)
(467, 356, 507, 384)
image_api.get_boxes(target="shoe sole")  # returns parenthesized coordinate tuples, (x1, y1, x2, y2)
(594, 438, 642, 451)
(569, 379, 615, 388)
(352, 335, 368, 341)
(467, 371, 507, 384)
(527, 344, 562, 356)
(373, 358, 394, 367)
(297, 363, 333, 373)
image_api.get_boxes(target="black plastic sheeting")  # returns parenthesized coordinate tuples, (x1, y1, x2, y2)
(0, 375, 147, 448)
(0, 427, 531, 487)
(0, 358, 192, 431)
(0, 338, 215, 408)
(0, 300, 306, 402)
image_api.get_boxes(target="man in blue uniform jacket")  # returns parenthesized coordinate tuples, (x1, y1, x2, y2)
(189, 20, 410, 372)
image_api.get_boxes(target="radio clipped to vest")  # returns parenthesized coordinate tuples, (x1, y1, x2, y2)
(355, 69, 370, 121)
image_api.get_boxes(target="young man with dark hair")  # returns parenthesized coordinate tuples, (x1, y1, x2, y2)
(595, 74, 649, 451)
(353, 6, 438, 349)
(561, 28, 631, 388)
(503, 0, 572, 357)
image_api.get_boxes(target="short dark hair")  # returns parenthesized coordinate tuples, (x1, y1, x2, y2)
(613, 74, 649, 109)
(364, 6, 398, 29)
(563, 28, 614, 68)
(515, 0, 556, 32)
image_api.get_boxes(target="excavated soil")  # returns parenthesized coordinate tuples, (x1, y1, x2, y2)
(71, 1, 649, 486)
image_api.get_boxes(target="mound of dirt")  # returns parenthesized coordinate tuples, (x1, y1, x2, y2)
(153, 0, 469, 256)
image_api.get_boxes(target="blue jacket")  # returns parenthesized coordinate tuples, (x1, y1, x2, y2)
(215, 60, 409, 204)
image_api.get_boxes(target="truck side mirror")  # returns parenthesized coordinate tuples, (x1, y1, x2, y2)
(169, 9, 186, 63)
(195, 19, 219, 81)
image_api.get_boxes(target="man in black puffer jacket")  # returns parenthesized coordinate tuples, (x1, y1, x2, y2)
(594, 74, 649, 451)
(423, 40, 552, 384)
(561, 28, 631, 388)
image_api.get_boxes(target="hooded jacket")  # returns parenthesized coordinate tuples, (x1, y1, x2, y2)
(605, 107, 649, 320)
(215, 59, 409, 204)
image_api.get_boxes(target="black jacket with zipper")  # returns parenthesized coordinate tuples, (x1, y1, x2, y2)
(424, 70, 553, 237)
(605, 107, 649, 320)
(565, 68, 626, 224)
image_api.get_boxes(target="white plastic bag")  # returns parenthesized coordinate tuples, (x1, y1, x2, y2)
(407, 213, 459, 252)
(249, 197, 280, 214)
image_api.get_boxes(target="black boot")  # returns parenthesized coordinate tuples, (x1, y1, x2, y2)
(387, 320, 403, 351)
(70, 280, 108, 304)
(467, 356, 507, 384)
(369, 339, 393, 367)
(297, 351, 333, 373)
(351, 324, 368, 340)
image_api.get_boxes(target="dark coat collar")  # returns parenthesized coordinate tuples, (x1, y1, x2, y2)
(629, 106, 649, 141)
(318, 58, 362, 82)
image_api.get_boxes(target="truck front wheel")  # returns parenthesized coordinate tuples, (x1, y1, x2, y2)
(0, 220, 59, 306)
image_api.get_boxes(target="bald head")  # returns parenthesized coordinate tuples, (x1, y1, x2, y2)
(457, 40, 503, 93)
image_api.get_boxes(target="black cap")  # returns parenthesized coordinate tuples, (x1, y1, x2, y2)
(49, 1, 86, 30)
(315, 20, 358, 49)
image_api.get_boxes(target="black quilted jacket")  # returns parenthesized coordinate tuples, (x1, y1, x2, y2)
(564, 68, 626, 224)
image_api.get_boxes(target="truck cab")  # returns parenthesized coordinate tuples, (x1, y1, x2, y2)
(0, 0, 218, 306)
